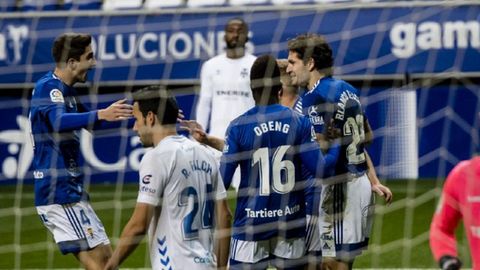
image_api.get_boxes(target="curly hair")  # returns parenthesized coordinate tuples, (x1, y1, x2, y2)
(52, 33, 91, 64)
(287, 33, 333, 75)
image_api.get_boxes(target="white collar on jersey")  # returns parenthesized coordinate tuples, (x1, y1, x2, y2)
(307, 78, 322, 94)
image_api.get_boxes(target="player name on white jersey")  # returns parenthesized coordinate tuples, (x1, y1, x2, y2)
(245, 204, 301, 218)
(253, 121, 290, 137)
(181, 159, 213, 179)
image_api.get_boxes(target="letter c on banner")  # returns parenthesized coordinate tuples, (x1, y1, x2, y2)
(80, 129, 126, 171)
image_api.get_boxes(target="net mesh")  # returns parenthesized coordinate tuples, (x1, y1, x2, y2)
(0, 2, 479, 269)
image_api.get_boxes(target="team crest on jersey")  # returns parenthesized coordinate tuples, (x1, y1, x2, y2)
(49, 89, 64, 103)
(142, 174, 152, 184)
(240, 68, 248, 78)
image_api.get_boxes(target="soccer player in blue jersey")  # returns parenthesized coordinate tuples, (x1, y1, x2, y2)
(29, 33, 133, 269)
(220, 55, 339, 270)
(286, 34, 392, 270)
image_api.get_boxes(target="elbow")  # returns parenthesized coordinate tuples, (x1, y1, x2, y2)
(128, 219, 149, 236)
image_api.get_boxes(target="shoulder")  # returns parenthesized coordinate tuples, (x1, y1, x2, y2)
(225, 109, 255, 134)
(34, 73, 63, 97)
(445, 159, 471, 191)
(203, 53, 227, 66)
(332, 77, 359, 95)
(243, 53, 257, 64)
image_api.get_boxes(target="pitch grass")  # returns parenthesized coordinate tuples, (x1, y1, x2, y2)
(0, 180, 471, 269)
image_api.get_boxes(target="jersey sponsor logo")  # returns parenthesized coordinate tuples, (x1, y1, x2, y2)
(49, 89, 65, 103)
(194, 256, 213, 264)
(244, 204, 301, 218)
(215, 89, 251, 98)
(142, 174, 152, 184)
(33, 170, 44, 179)
(140, 185, 156, 194)
(194, 252, 214, 264)
(308, 106, 324, 125)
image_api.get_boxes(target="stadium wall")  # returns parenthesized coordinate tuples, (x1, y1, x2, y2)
(0, 2, 479, 184)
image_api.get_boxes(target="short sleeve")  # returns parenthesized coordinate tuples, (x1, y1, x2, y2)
(137, 150, 171, 206)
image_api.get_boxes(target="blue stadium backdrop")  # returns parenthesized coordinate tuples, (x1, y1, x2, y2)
(0, 4, 479, 184)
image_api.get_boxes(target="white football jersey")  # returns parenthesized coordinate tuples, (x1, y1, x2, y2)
(137, 135, 227, 270)
(196, 53, 256, 139)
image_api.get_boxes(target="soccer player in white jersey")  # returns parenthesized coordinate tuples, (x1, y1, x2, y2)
(105, 86, 232, 270)
(30, 33, 133, 269)
(195, 17, 257, 190)
(287, 34, 392, 270)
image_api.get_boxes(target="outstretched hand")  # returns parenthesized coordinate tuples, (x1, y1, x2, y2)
(371, 183, 393, 205)
(179, 120, 208, 144)
(98, 99, 133, 121)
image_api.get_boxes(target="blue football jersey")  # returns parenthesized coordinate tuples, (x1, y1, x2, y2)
(30, 72, 99, 206)
(302, 76, 368, 176)
(220, 104, 326, 241)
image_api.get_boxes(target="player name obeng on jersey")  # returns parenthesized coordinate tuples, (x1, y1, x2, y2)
(245, 204, 301, 218)
(253, 121, 290, 136)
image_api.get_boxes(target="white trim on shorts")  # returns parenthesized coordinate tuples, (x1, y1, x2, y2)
(230, 237, 305, 263)
(319, 173, 374, 258)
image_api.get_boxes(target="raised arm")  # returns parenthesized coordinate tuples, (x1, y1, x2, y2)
(179, 120, 225, 151)
(48, 99, 132, 132)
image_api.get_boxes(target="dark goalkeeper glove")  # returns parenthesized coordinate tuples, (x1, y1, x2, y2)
(439, 255, 462, 270)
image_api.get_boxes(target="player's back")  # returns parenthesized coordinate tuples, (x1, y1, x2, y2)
(303, 76, 367, 176)
(141, 135, 224, 269)
(221, 104, 320, 241)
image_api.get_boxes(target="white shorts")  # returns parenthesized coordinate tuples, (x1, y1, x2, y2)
(306, 214, 320, 252)
(36, 201, 110, 254)
(318, 173, 375, 259)
(230, 237, 306, 263)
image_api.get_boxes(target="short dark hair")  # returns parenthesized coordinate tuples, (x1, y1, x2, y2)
(250, 55, 282, 105)
(225, 17, 249, 33)
(52, 33, 92, 63)
(287, 34, 333, 75)
(132, 86, 179, 125)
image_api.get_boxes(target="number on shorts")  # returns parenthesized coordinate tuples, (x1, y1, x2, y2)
(79, 209, 91, 225)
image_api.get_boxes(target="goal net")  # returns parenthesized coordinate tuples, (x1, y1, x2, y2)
(0, 1, 479, 268)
